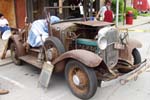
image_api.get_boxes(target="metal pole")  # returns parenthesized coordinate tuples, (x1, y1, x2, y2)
(59, 0, 63, 14)
(89, 0, 93, 17)
(123, 0, 126, 25)
(116, 0, 119, 27)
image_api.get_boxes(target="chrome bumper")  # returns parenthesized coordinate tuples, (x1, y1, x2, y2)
(119, 59, 148, 85)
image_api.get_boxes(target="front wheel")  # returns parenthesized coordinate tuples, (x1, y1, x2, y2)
(65, 60, 97, 99)
(132, 48, 141, 65)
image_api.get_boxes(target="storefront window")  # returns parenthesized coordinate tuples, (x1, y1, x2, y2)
(26, 0, 49, 22)
(26, 0, 99, 21)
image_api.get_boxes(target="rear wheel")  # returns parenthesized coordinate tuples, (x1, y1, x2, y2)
(10, 43, 21, 65)
(44, 36, 65, 60)
(65, 60, 97, 99)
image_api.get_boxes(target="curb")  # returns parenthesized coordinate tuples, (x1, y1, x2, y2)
(0, 57, 12, 66)
(125, 21, 150, 29)
(0, 51, 12, 66)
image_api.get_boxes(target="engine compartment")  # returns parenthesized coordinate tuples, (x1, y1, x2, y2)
(67, 25, 100, 52)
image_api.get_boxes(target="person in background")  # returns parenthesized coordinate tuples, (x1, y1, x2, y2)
(0, 13, 11, 36)
(27, 16, 60, 47)
(96, 0, 111, 21)
(103, 4, 113, 22)
(0, 13, 10, 94)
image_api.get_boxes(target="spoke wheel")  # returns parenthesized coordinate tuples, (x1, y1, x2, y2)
(10, 43, 21, 65)
(65, 60, 97, 99)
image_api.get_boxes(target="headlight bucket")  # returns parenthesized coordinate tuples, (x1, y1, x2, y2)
(97, 36, 107, 50)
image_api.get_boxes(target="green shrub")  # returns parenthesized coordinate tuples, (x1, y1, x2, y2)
(126, 7, 138, 19)
(111, 0, 124, 22)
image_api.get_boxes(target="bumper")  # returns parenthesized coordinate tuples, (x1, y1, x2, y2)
(119, 59, 148, 85)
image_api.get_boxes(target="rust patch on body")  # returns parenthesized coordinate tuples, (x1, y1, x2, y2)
(52, 49, 102, 67)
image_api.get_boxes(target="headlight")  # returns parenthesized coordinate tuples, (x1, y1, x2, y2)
(97, 36, 107, 50)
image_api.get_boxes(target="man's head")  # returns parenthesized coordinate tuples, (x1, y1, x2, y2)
(105, 0, 111, 6)
(105, 0, 111, 10)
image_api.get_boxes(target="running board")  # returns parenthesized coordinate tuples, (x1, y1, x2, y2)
(19, 55, 43, 69)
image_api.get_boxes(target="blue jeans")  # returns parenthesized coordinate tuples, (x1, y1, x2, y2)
(0, 26, 11, 35)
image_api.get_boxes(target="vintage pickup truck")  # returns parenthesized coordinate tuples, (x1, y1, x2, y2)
(4, 6, 148, 99)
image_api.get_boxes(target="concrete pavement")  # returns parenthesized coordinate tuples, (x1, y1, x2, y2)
(0, 39, 12, 66)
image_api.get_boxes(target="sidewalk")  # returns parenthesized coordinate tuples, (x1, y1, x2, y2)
(119, 16, 150, 28)
(0, 39, 12, 66)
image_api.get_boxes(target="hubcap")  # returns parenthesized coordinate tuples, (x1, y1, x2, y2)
(73, 75, 80, 86)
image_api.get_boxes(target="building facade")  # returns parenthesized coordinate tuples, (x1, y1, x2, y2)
(0, 0, 26, 28)
(0, 0, 101, 28)
(0, 0, 17, 27)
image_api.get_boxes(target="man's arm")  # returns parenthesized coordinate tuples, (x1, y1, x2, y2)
(96, 10, 100, 19)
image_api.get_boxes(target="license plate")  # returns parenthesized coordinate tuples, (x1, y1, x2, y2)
(114, 43, 124, 49)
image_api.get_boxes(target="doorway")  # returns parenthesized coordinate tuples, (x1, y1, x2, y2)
(26, 0, 49, 22)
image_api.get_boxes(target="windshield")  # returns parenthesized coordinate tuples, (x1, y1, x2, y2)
(44, 6, 84, 21)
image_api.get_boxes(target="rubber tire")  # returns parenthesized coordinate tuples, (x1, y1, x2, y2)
(10, 43, 22, 65)
(65, 60, 97, 100)
(44, 36, 65, 55)
(132, 48, 141, 65)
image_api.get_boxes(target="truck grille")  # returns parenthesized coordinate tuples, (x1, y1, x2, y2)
(105, 28, 119, 68)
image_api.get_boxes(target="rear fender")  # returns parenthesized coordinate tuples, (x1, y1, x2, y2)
(119, 38, 142, 61)
(8, 35, 26, 57)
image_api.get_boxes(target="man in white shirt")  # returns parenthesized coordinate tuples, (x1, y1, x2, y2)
(0, 15, 8, 26)
(0, 13, 11, 37)
(96, 1, 111, 20)
(0, 14, 10, 94)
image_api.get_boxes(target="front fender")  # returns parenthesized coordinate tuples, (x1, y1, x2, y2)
(127, 38, 142, 49)
(119, 38, 142, 61)
(8, 35, 26, 57)
(52, 49, 103, 68)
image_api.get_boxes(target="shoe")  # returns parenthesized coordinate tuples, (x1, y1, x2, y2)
(0, 89, 9, 95)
